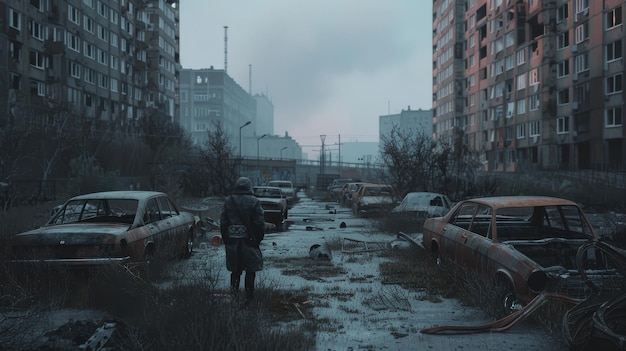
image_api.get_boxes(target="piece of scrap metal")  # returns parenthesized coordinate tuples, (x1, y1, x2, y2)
(341, 237, 388, 254)
(79, 322, 117, 351)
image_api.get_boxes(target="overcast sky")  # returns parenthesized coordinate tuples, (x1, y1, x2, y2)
(179, 1, 433, 150)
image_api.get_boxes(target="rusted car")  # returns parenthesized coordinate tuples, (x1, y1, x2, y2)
(391, 191, 452, 226)
(340, 182, 364, 207)
(8, 191, 199, 269)
(253, 186, 288, 227)
(267, 180, 296, 205)
(422, 196, 622, 316)
(351, 183, 396, 217)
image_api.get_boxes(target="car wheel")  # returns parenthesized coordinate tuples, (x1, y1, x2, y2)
(183, 232, 193, 259)
(495, 278, 523, 317)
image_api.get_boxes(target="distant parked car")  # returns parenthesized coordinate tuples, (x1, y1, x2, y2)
(327, 178, 359, 202)
(391, 192, 452, 224)
(422, 196, 623, 316)
(351, 183, 396, 217)
(8, 191, 200, 271)
(340, 182, 364, 207)
(253, 186, 288, 227)
(267, 180, 296, 205)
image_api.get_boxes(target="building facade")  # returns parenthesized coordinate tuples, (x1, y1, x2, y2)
(379, 106, 433, 140)
(433, 0, 625, 171)
(179, 67, 256, 148)
(1, 0, 180, 133)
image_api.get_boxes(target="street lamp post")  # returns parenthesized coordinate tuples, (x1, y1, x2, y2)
(280, 146, 288, 160)
(257, 134, 267, 168)
(320, 135, 326, 175)
(239, 121, 251, 158)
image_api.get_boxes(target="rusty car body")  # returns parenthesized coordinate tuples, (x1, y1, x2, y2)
(267, 180, 296, 205)
(422, 196, 623, 315)
(8, 191, 199, 269)
(253, 186, 288, 227)
(351, 183, 396, 217)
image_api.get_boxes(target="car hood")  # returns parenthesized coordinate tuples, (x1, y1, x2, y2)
(257, 197, 284, 205)
(10, 223, 131, 246)
(393, 205, 446, 215)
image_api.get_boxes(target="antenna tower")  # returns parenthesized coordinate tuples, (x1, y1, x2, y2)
(224, 26, 228, 73)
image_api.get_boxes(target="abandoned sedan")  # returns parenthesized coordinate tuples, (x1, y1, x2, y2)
(8, 191, 199, 268)
(253, 186, 288, 227)
(422, 196, 621, 316)
(391, 192, 452, 224)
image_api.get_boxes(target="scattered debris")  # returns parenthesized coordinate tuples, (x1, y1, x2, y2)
(79, 322, 117, 351)
(341, 238, 388, 254)
(309, 244, 332, 261)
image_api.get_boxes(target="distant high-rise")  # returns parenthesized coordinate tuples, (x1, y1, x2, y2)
(433, 0, 625, 171)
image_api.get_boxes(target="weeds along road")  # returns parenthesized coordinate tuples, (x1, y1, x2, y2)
(181, 190, 569, 351)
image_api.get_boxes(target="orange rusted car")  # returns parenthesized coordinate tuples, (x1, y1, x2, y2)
(8, 191, 200, 269)
(422, 196, 622, 316)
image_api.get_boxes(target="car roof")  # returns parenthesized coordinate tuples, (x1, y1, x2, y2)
(68, 191, 166, 201)
(459, 196, 577, 210)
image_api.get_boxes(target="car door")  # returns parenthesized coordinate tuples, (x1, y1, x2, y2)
(453, 204, 493, 271)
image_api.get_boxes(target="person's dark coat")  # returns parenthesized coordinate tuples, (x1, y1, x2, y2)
(220, 177, 265, 272)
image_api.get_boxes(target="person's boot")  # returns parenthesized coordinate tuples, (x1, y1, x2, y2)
(230, 273, 241, 295)
(244, 272, 256, 301)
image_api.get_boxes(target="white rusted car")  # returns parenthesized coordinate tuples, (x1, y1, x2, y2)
(8, 191, 200, 269)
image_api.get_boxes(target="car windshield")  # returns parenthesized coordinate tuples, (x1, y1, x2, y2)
(254, 188, 282, 198)
(49, 199, 138, 225)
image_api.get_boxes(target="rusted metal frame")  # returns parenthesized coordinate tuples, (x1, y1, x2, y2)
(420, 293, 581, 335)
(341, 237, 387, 254)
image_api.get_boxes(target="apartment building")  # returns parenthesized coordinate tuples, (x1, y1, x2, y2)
(433, 0, 625, 171)
(1, 0, 179, 133)
(179, 67, 256, 148)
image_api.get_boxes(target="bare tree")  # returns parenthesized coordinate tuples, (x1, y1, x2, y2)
(197, 121, 238, 196)
(379, 125, 482, 200)
(379, 125, 439, 198)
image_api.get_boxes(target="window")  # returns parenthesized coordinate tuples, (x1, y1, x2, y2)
(83, 15, 94, 33)
(29, 50, 45, 69)
(111, 78, 118, 92)
(98, 73, 108, 89)
(575, 22, 589, 43)
(557, 60, 569, 78)
(516, 123, 526, 138)
(29, 20, 44, 40)
(517, 48, 525, 65)
(607, 6, 622, 29)
(530, 120, 541, 136)
(557, 89, 570, 105)
(557, 3, 568, 23)
(576, 0, 589, 13)
(9, 8, 21, 30)
(110, 55, 118, 70)
(110, 8, 118, 24)
(67, 32, 80, 52)
(98, 1, 108, 18)
(606, 107, 623, 127)
(606, 74, 623, 95)
(529, 68, 539, 85)
(505, 55, 514, 71)
(30, 81, 45, 96)
(98, 25, 108, 42)
(110, 32, 118, 47)
(529, 94, 540, 111)
(83, 0, 94, 8)
(98, 49, 107, 65)
(516, 99, 526, 114)
(557, 116, 569, 134)
(506, 102, 515, 117)
(84, 67, 95, 84)
(557, 31, 569, 49)
(9, 41, 21, 62)
(84, 42, 95, 60)
(31, 0, 44, 11)
(516, 72, 526, 90)
(607, 40, 623, 62)
(575, 53, 589, 73)
(69, 61, 81, 78)
(68, 4, 79, 24)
